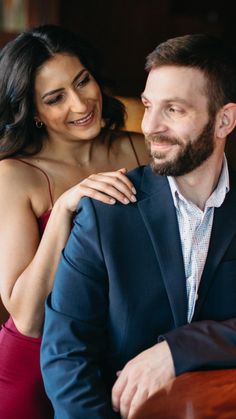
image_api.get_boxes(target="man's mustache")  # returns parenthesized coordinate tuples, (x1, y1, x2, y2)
(145, 134, 181, 146)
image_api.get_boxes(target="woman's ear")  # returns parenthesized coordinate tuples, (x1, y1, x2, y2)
(215, 103, 236, 138)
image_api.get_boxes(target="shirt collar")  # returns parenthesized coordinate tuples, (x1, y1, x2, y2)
(167, 154, 229, 210)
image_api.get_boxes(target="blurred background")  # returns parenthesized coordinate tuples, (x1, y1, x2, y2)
(0, 0, 234, 97)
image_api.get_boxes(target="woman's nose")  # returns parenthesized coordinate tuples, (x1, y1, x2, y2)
(69, 91, 88, 113)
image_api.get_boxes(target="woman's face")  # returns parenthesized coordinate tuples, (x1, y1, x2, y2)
(34, 53, 103, 142)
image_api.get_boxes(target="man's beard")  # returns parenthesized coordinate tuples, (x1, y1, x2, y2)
(145, 117, 215, 177)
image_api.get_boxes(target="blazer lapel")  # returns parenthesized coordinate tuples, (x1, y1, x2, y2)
(193, 180, 236, 319)
(137, 166, 188, 327)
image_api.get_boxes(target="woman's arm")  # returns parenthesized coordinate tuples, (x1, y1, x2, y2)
(0, 162, 136, 337)
(0, 162, 71, 337)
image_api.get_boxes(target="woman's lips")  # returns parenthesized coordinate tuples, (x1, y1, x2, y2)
(70, 110, 94, 126)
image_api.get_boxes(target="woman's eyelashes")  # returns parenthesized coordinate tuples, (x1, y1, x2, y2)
(76, 73, 91, 88)
(44, 74, 91, 106)
(45, 93, 64, 105)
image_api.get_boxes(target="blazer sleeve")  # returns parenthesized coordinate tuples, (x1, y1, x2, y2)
(163, 318, 236, 375)
(41, 198, 118, 419)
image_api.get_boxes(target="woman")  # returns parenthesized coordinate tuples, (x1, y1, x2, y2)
(0, 25, 149, 418)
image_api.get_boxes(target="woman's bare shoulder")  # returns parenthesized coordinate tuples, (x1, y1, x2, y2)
(111, 130, 150, 166)
(0, 158, 50, 201)
(0, 158, 41, 186)
(0, 158, 51, 214)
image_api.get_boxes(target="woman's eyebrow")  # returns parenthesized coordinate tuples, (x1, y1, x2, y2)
(42, 69, 87, 99)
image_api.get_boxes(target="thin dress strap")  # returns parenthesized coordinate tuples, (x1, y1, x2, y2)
(126, 132, 141, 167)
(6, 158, 54, 207)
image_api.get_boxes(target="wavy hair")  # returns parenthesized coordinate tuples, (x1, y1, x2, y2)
(0, 24, 125, 158)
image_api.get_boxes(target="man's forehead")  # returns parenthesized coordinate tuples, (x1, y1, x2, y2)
(143, 65, 207, 101)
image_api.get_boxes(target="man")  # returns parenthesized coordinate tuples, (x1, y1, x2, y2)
(41, 34, 236, 419)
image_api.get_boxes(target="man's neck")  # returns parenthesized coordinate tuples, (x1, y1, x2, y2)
(174, 153, 225, 211)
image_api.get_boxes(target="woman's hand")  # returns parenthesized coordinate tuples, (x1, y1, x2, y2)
(58, 168, 137, 213)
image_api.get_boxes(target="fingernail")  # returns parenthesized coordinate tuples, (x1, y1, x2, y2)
(110, 198, 116, 204)
(132, 187, 136, 194)
(130, 195, 137, 202)
(123, 197, 129, 204)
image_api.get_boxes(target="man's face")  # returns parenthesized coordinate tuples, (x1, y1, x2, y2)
(141, 65, 216, 176)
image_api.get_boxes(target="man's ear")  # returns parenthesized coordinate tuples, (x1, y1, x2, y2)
(215, 103, 236, 138)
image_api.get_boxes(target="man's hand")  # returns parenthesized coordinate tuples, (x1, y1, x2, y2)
(111, 341, 175, 418)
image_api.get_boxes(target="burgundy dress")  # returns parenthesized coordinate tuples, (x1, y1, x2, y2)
(0, 160, 54, 419)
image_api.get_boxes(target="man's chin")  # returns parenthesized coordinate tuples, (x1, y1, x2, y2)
(151, 152, 169, 160)
(151, 160, 174, 176)
(151, 155, 186, 176)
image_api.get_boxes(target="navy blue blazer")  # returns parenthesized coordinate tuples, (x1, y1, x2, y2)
(41, 165, 236, 419)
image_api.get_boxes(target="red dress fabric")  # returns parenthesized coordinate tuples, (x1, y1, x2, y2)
(0, 170, 54, 419)
(0, 317, 53, 419)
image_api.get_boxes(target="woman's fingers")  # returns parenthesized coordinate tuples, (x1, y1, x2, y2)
(76, 187, 117, 205)
(79, 170, 137, 204)
(79, 178, 136, 204)
(60, 169, 137, 211)
(91, 168, 134, 188)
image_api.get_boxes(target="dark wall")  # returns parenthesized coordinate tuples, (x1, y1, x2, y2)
(0, 1, 232, 96)
(60, 0, 170, 96)
(59, 0, 232, 97)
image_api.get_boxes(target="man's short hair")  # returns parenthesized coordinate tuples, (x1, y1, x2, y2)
(145, 34, 236, 116)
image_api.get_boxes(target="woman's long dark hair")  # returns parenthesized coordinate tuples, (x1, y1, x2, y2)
(0, 24, 125, 158)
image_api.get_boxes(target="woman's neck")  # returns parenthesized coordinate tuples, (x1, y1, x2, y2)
(39, 130, 108, 167)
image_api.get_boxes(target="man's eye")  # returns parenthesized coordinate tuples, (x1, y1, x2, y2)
(168, 107, 183, 114)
